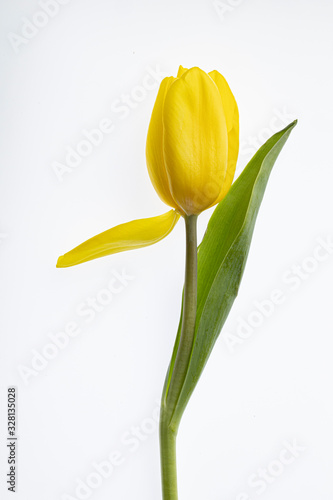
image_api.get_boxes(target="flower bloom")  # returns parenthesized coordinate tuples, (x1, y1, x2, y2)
(146, 65, 239, 215)
(57, 66, 239, 268)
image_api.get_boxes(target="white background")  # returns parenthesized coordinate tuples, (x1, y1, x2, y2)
(1, 0, 333, 499)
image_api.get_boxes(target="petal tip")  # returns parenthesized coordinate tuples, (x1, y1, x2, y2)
(177, 65, 188, 77)
(56, 255, 66, 268)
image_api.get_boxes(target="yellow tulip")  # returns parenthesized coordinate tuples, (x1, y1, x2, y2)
(57, 66, 238, 268)
(147, 65, 239, 215)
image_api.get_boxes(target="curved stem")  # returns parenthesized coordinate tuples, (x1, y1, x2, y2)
(160, 214, 198, 500)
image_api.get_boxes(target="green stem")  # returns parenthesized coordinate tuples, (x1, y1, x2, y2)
(159, 414, 178, 500)
(160, 214, 198, 500)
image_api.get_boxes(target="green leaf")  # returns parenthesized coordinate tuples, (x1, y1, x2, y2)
(165, 121, 297, 429)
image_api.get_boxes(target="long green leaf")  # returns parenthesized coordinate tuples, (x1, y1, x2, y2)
(166, 121, 297, 429)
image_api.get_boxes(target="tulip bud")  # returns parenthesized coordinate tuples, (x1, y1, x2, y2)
(146, 66, 239, 215)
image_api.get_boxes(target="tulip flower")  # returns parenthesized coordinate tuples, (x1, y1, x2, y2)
(57, 66, 239, 500)
(56, 64, 295, 500)
(56, 66, 238, 268)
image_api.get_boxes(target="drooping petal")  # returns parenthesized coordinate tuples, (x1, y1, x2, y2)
(146, 76, 178, 209)
(209, 70, 239, 203)
(163, 67, 228, 215)
(56, 210, 180, 268)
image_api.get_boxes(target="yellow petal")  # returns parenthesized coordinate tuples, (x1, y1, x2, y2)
(56, 210, 180, 268)
(146, 76, 178, 209)
(163, 67, 228, 215)
(177, 65, 188, 77)
(209, 70, 239, 203)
